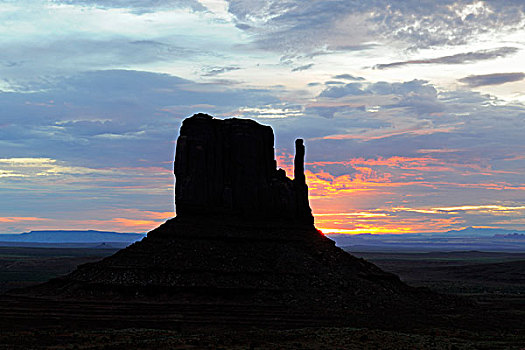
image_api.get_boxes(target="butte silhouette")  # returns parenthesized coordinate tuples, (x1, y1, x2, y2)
(16, 113, 453, 326)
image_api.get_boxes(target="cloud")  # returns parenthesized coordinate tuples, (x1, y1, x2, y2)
(333, 74, 364, 81)
(317, 80, 442, 115)
(0, 157, 119, 177)
(314, 203, 525, 234)
(305, 148, 525, 233)
(301, 79, 525, 201)
(375, 47, 519, 69)
(0, 2, 243, 86)
(305, 106, 344, 119)
(202, 66, 241, 76)
(2, 72, 525, 234)
(0, 69, 279, 168)
(458, 72, 525, 87)
(229, 104, 304, 119)
(431, 205, 525, 213)
(0, 216, 50, 223)
(291, 63, 314, 72)
(226, 1, 525, 53)
(0, 38, 203, 84)
(319, 83, 365, 98)
(54, 0, 207, 13)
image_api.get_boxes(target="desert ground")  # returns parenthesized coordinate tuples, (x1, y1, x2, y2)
(0, 246, 524, 349)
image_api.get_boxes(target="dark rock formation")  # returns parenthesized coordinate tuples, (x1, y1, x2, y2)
(10, 113, 458, 326)
(175, 113, 313, 224)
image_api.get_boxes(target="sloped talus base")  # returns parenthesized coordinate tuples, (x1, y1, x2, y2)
(15, 217, 456, 317)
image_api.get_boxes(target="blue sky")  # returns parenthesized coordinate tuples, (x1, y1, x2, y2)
(1, 0, 525, 234)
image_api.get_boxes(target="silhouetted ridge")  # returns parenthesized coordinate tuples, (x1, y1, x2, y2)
(175, 113, 313, 224)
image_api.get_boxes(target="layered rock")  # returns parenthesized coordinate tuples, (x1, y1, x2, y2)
(174, 113, 313, 224)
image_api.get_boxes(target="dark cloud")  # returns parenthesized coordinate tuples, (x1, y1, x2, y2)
(54, 0, 206, 13)
(319, 83, 365, 98)
(368, 80, 438, 97)
(235, 23, 251, 30)
(375, 47, 519, 69)
(291, 63, 314, 72)
(305, 105, 379, 121)
(333, 74, 364, 81)
(458, 72, 525, 87)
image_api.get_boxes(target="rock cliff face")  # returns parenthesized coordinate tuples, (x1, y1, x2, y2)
(174, 113, 313, 224)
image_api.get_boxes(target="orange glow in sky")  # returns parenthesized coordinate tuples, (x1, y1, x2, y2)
(290, 154, 525, 235)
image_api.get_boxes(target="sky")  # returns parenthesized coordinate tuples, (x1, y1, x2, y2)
(1, 0, 525, 235)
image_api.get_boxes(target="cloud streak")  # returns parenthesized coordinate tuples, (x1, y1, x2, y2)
(55, 0, 207, 13)
(291, 63, 314, 72)
(202, 66, 241, 76)
(458, 72, 525, 87)
(333, 74, 365, 81)
(375, 47, 519, 70)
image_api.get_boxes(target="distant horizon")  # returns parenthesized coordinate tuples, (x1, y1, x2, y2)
(2, 226, 525, 253)
(3, 225, 525, 237)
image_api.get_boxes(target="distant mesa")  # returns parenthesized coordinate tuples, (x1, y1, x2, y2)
(10, 113, 453, 323)
(494, 233, 525, 239)
(0, 230, 145, 244)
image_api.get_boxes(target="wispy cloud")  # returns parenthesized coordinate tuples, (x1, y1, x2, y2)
(314, 204, 525, 234)
(0, 216, 50, 223)
(0, 157, 119, 177)
(313, 125, 457, 142)
(431, 205, 525, 213)
(54, 0, 207, 13)
(202, 66, 241, 76)
(375, 47, 519, 70)
(333, 74, 365, 81)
